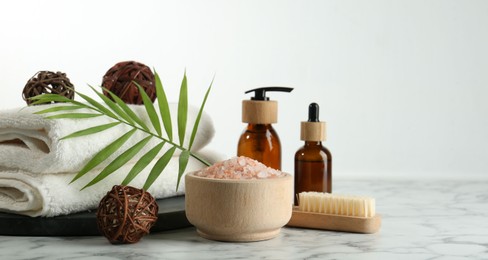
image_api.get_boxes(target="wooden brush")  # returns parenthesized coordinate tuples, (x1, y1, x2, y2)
(286, 192, 381, 233)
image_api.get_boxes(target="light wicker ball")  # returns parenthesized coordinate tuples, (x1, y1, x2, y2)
(22, 71, 75, 105)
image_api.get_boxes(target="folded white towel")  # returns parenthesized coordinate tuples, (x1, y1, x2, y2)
(0, 103, 214, 174)
(0, 149, 224, 217)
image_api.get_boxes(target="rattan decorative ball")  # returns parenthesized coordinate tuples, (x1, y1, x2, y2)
(96, 185, 159, 244)
(22, 71, 75, 105)
(101, 61, 156, 104)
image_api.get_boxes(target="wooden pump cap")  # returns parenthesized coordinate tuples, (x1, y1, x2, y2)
(301, 121, 326, 141)
(242, 100, 278, 124)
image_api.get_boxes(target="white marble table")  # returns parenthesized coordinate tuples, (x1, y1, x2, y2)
(1, 180, 487, 260)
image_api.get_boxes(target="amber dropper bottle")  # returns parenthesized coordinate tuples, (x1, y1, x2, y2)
(294, 103, 332, 205)
(237, 87, 293, 170)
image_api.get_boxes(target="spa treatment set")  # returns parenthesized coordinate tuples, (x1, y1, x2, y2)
(0, 61, 380, 244)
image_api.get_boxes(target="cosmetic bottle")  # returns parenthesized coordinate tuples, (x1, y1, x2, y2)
(294, 103, 332, 205)
(237, 87, 293, 170)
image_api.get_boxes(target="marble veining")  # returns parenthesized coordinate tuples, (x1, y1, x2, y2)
(1, 180, 487, 259)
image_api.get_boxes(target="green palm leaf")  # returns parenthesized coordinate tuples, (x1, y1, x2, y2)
(75, 91, 117, 118)
(122, 142, 165, 185)
(60, 122, 121, 140)
(29, 94, 87, 107)
(176, 150, 190, 190)
(35, 70, 214, 191)
(82, 135, 152, 189)
(104, 88, 150, 132)
(29, 93, 66, 100)
(88, 85, 135, 125)
(29, 94, 71, 102)
(178, 72, 188, 146)
(29, 93, 79, 103)
(154, 70, 173, 141)
(70, 129, 137, 184)
(34, 105, 83, 114)
(134, 81, 162, 136)
(189, 77, 213, 150)
(46, 113, 102, 119)
(143, 146, 176, 190)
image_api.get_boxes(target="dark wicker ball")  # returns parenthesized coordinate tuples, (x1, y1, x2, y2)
(97, 185, 158, 244)
(22, 71, 75, 105)
(101, 61, 156, 105)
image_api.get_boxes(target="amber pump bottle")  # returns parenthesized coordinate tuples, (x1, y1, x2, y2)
(294, 103, 332, 205)
(237, 87, 293, 170)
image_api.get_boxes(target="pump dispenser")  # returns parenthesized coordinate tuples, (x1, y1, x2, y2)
(294, 103, 332, 205)
(238, 87, 293, 170)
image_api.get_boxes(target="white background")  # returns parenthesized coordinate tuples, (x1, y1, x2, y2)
(1, 0, 487, 179)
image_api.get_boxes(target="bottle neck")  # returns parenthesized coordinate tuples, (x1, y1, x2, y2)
(304, 141, 322, 147)
(246, 123, 273, 131)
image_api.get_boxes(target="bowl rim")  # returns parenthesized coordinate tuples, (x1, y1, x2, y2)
(186, 171, 292, 183)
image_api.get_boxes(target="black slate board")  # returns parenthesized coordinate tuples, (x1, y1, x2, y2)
(0, 196, 191, 236)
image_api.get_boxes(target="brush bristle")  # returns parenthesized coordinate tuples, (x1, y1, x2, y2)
(298, 192, 375, 218)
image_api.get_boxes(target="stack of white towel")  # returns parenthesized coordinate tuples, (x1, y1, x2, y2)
(0, 103, 220, 217)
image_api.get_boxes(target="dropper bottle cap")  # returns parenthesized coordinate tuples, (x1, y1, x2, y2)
(242, 87, 293, 124)
(300, 103, 326, 141)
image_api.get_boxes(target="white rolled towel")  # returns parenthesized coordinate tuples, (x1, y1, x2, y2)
(0, 103, 214, 174)
(0, 148, 224, 217)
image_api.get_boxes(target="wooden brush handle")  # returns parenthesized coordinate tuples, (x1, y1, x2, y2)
(286, 207, 381, 234)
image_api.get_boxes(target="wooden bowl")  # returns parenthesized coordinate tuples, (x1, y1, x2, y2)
(185, 172, 293, 242)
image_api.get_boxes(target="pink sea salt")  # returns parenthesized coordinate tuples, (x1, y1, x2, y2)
(195, 156, 285, 179)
